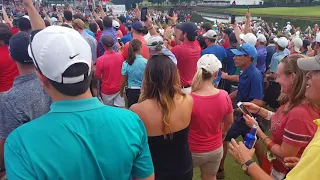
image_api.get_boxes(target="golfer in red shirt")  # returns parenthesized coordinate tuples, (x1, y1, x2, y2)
(95, 35, 125, 107)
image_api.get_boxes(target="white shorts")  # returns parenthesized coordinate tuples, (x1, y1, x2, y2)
(270, 167, 286, 180)
(101, 92, 125, 107)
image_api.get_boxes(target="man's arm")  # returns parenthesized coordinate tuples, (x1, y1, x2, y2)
(222, 73, 239, 83)
(120, 75, 127, 97)
(98, 5, 106, 19)
(229, 90, 238, 100)
(43, 9, 51, 24)
(145, 16, 158, 36)
(23, 0, 45, 30)
(233, 22, 242, 44)
(243, 11, 251, 34)
(2, 6, 13, 27)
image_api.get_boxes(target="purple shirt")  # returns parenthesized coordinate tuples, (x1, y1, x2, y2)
(256, 46, 267, 74)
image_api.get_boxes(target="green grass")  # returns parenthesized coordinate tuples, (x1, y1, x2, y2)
(228, 6, 320, 18)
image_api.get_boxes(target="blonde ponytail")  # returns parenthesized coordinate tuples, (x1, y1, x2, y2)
(191, 68, 204, 92)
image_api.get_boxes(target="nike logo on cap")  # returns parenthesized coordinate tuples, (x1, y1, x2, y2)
(69, 53, 80, 59)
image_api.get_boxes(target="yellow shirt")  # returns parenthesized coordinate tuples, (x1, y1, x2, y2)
(286, 119, 320, 180)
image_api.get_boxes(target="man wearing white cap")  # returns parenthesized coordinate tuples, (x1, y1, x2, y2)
(147, 35, 177, 64)
(264, 37, 288, 109)
(3, 1, 155, 180)
(255, 34, 267, 74)
(240, 33, 257, 46)
(201, 30, 226, 87)
(289, 37, 303, 55)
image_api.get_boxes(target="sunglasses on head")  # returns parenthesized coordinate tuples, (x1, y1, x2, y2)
(148, 41, 163, 47)
(236, 44, 249, 56)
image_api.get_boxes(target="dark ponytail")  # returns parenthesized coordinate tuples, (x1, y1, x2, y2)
(127, 39, 142, 65)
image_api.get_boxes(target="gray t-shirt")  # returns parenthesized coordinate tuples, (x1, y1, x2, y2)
(0, 72, 52, 139)
(81, 31, 97, 63)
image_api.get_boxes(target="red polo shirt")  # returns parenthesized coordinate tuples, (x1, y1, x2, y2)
(95, 50, 124, 95)
(171, 41, 201, 87)
(0, 46, 19, 92)
(222, 39, 230, 49)
(122, 35, 149, 60)
(119, 23, 127, 36)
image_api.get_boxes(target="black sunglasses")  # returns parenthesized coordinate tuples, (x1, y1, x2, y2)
(148, 41, 164, 47)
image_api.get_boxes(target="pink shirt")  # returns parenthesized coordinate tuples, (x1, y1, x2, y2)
(271, 104, 319, 174)
(171, 41, 201, 87)
(95, 51, 124, 95)
(189, 90, 233, 153)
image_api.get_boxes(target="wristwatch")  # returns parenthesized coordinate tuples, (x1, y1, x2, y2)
(241, 159, 255, 175)
(0, 167, 5, 172)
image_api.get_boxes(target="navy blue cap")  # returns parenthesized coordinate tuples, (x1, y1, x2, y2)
(9, 32, 33, 64)
(176, 22, 198, 36)
(132, 21, 144, 31)
(125, 22, 132, 28)
(231, 43, 258, 60)
(101, 35, 115, 47)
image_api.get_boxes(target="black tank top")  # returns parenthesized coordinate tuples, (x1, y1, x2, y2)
(148, 126, 193, 180)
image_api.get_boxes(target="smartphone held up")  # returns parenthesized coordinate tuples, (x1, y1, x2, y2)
(141, 7, 147, 21)
(231, 15, 236, 25)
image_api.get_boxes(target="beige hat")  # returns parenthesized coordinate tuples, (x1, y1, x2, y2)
(197, 54, 222, 74)
(298, 55, 320, 71)
(292, 38, 303, 53)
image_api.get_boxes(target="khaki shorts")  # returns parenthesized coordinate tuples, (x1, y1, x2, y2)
(101, 92, 125, 107)
(192, 146, 223, 174)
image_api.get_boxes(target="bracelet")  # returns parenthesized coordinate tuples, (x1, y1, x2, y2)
(256, 107, 261, 114)
(267, 141, 276, 151)
(266, 110, 274, 120)
(261, 136, 270, 142)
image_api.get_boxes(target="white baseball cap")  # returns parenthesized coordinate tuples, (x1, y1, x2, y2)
(112, 20, 120, 28)
(298, 55, 320, 71)
(275, 37, 289, 48)
(197, 54, 222, 74)
(23, 15, 30, 20)
(292, 38, 303, 53)
(147, 35, 164, 51)
(257, 34, 267, 43)
(240, 33, 257, 46)
(28, 26, 92, 84)
(203, 30, 217, 39)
